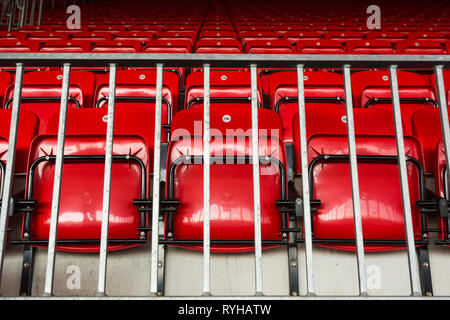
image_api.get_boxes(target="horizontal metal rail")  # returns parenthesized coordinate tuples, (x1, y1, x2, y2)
(0, 53, 448, 68)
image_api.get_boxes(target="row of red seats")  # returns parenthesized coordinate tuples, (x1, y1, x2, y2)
(1, 38, 449, 55)
(0, 68, 449, 169)
(2, 103, 449, 252)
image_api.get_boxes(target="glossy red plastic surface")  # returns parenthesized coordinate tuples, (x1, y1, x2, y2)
(46, 107, 155, 159)
(0, 71, 12, 106)
(195, 39, 242, 53)
(308, 134, 424, 252)
(397, 40, 448, 54)
(292, 108, 401, 173)
(296, 40, 345, 54)
(168, 107, 285, 252)
(38, 40, 92, 52)
(143, 39, 192, 53)
(245, 40, 293, 54)
(351, 70, 436, 134)
(4, 71, 95, 133)
(90, 40, 142, 52)
(185, 70, 263, 108)
(0, 109, 39, 173)
(269, 71, 345, 143)
(411, 107, 450, 173)
(24, 135, 149, 252)
(346, 40, 396, 54)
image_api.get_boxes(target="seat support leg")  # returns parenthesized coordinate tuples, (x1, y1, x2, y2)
(19, 245, 35, 296)
(417, 245, 433, 296)
(287, 215, 299, 296)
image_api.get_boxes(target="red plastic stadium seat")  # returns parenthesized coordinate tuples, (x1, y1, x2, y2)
(292, 108, 402, 173)
(367, 32, 409, 43)
(282, 31, 323, 43)
(245, 39, 293, 54)
(90, 40, 142, 52)
(396, 40, 448, 54)
(412, 32, 449, 42)
(38, 40, 91, 52)
(23, 135, 149, 252)
(351, 70, 437, 134)
(166, 106, 285, 252)
(195, 39, 241, 53)
(411, 108, 450, 173)
(4, 71, 95, 133)
(269, 71, 345, 142)
(47, 108, 156, 160)
(27, 32, 68, 41)
(325, 31, 367, 41)
(94, 70, 180, 140)
(143, 39, 192, 53)
(0, 109, 39, 173)
(198, 31, 237, 40)
(431, 69, 450, 107)
(184, 70, 262, 109)
(0, 32, 26, 41)
(240, 31, 279, 46)
(306, 134, 425, 252)
(112, 32, 154, 42)
(0, 40, 39, 52)
(346, 40, 396, 54)
(157, 31, 197, 45)
(70, 31, 112, 41)
(296, 40, 345, 54)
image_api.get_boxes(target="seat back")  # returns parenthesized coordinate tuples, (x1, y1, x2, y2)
(269, 71, 345, 142)
(4, 71, 95, 134)
(24, 135, 149, 252)
(167, 107, 285, 252)
(308, 134, 424, 252)
(184, 70, 263, 109)
(292, 108, 401, 173)
(351, 70, 437, 133)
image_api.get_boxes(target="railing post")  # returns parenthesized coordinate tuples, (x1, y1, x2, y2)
(97, 63, 117, 296)
(434, 65, 450, 212)
(43, 63, 71, 296)
(343, 64, 367, 296)
(0, 63, 23, 293)
(202, 64, 211, 296)
(389, 65, 422, 296)
(250, 64, 263, 296)
(296, 64, 315, 296)
(150, 64, 164, 296)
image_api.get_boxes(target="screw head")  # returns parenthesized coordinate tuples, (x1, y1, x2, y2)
(423, 262, 429, 268)
(426, 292, 433, 296)
(282, 232, 287, 238)
(167, 232, 173, 238)
(291, 291, 298, 296)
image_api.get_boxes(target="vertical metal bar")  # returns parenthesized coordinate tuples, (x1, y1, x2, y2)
(29, 0, 35, 25)
(296, 64, 315, 296)
(343, 65, 367, 296)
(150, 64, 163, 295)
(97, 64, 117, 296)
(0, 63, 23, 291)
(202, 64, 211, 296)
(250, 64, 263, 296)
(435, 65, 450, 220)
(43, 63, 71, 296)
(37, 0, 42, 25)
(389, 65, 422, 296)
